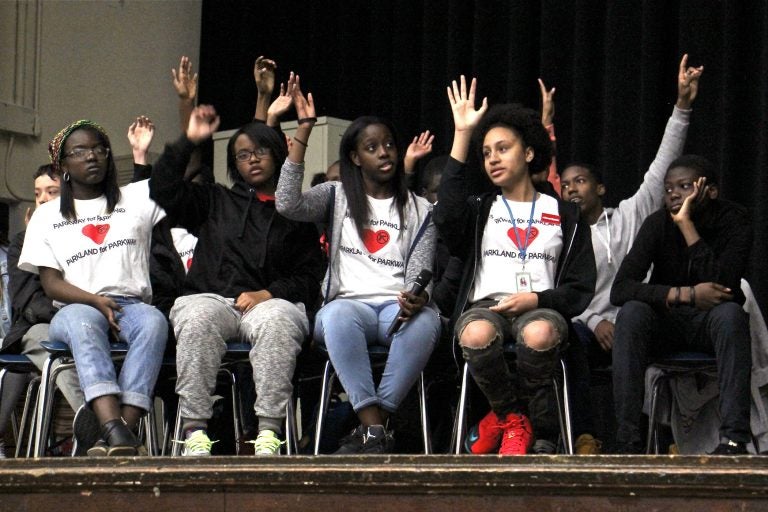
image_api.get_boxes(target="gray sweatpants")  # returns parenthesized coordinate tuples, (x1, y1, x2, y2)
(21, 323, 85, 411)
(171, 293, 308, 433)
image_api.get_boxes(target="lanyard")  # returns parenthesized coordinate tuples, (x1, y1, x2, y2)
(502, 193, 537, 270)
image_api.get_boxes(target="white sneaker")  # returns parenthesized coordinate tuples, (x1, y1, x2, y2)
(251, 430, 283, 456)
(0, 441, 6, 459)
(181, 429, 214, 456)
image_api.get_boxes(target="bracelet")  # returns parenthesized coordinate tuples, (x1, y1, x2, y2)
(689, 286, 696, 307)
(297, 117, 317, 125)
(293, 137, 308, 147)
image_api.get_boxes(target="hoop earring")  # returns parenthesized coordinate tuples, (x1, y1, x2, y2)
(63, 171, 70, 182)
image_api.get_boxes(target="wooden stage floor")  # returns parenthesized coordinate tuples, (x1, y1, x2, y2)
(1, 454, 767, 511)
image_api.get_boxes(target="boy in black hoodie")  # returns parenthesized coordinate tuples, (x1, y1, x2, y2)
(610, 154, 752, 454)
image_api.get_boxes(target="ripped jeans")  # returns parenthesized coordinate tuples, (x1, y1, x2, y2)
(454, 302, 567, 438)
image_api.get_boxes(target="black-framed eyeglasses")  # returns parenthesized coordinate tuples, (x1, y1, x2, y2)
(63, 146, 110, 161)
(235, 147, 270, 162)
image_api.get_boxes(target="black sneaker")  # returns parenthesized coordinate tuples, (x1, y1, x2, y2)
(360, 425, 394, 454)
(709, 439, 748, 455)
(333, 425, 365, 455)
(87, 439, 109, 457)
(73, 405, 101, 456)
(532, 438, 557, 454)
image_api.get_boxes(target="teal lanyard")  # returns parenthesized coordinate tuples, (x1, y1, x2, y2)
(501, 193, 537, 270)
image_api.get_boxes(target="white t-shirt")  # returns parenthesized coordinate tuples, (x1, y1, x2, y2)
(470, 193, 562, 302)
(171, 227, 198, 274)
(336, 196, 405, 303)
(19, 180, 165, 304)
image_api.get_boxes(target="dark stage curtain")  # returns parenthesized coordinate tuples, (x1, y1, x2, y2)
(199, 0, 768, 313)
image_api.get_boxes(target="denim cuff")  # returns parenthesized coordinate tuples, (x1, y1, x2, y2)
(121, 390, 152, 412)
(82, 381, 122, 405)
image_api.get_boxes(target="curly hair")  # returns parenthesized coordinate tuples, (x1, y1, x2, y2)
(473, 104, 553, 175)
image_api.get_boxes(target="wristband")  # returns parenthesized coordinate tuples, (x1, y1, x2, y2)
(298, 117, 317, 125)
(293, 137, 308, 147)
(690, 286, 696, 307)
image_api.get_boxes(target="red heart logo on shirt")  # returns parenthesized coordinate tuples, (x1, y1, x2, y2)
(186, 257, 193, 270)
(362, 229, 390, 253)
(507, 226, 539, 249)
(82, 224, 110, 245)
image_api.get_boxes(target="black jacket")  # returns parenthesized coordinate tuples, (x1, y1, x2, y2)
(2, 231, 56, 352)
(611, 198, 752, 308)
(149, 136, 323, 309)
(434, 157, 595, 323)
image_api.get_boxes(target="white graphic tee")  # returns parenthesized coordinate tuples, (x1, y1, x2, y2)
(19, 180, 165, 304)
(470, 193, 563, 302)
(336, 196, 405, 303)
(171, 227, 198, 274)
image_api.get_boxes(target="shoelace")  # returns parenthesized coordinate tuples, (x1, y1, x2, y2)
(248, 432, 284, 454)
(174, 431, 216, 453)
(499, 417, 531, 453)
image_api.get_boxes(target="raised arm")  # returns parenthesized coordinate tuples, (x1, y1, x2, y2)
(149, 105, 220, 230)
(171, 56, 198, 132)
(618, 54, 703, 222)
(253, 55, 276, 122)
(537, 78, 560, 195)
(434, 76, 487, 259)
(275, 74, 335, 222)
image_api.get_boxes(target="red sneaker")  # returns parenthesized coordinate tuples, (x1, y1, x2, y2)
(498, 412, 534, 456)
(465, 410, 505, 454)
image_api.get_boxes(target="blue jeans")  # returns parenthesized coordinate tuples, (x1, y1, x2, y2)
(49, 298, 168, 412)
(314, 299, 440, 413)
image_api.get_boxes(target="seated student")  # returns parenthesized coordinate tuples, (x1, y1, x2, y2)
(149, 94, 323, 456)
(610, 154, 752, 454)
(562, 55, 702, 365)
(433, 77, 595, 455)
(275, 78, 441, 454)
(0, 164, 85, 458)
(19, 120, 168, 456)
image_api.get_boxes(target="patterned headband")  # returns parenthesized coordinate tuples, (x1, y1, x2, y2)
(48, 119, 110, 174)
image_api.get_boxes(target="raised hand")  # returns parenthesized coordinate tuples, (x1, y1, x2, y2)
(127, 116, 155, 154)
(171, 56, 198, 101)
(538, 78, 556, 126)
(254, 55, 277, 96)
(676, 54, 704, 109)
(406, 131, 434, 162)
(447, 76, 488, 132)
(267, 73, 295, 126)
(290, 74, 316, 120)
(186, 105, 221, 144)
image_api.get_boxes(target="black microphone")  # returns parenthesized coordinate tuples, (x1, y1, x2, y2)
(387, 269, 433, 338)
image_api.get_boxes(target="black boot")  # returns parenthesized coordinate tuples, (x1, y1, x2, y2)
(101, 419, 141, 456)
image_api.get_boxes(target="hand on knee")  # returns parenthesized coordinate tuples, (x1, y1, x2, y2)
(459, 320, 498, 349)
(520, 320, 559, 352)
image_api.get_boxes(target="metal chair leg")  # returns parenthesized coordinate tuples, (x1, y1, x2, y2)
(313, 361, 334, 455)
(418, 372, 431, 454)
(646, 377, 663, 454)
(452, 363, 470, 455)
(16, 376, 40, 458)
(559, 359, 574, 455)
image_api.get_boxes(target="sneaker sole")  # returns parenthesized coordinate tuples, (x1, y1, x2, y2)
(73, 406, 101, 457)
